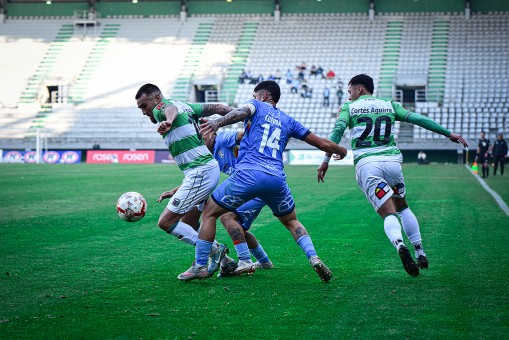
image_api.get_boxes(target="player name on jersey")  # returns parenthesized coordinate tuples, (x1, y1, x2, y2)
(351, 107, 394, 114)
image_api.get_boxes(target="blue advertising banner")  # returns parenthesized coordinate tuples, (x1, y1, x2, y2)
(1, 150, 82, 164)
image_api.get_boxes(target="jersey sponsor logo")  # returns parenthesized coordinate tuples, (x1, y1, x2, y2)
(375, 182, 390, 199)
(156, 101, 166, 111)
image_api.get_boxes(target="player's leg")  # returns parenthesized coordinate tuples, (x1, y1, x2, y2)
(178, 199, 229, 281)
(277, 209, 332, 282)
(246, 231, 273, 269)
(500, 156, 505, 175)
(234, 198, 272, 269)
(393, 198, 428, 269)
(357, 162, 419, 277)
(386, 162, 428, 269)
(180, 206, 202, 231)
(218, 212, 255, 275)
(180, 170, 255, 281)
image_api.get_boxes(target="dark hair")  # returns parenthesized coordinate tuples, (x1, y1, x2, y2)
(135, 83, 161, 100)
(349, 74, 374, 94)
(254, 80, 281, 103)
(481, 130, 485, 134)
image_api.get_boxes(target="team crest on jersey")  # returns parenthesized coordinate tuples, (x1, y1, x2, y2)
(392, 183, 405, 195)
(375, 182, 390, 199)
(172, 198, 181, 207)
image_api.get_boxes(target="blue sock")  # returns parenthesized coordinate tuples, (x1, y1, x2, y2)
(195, 239, 212, 266)
(234, 242, 251, 261)
(250, 244, 270, 263)
(296, 235, 317, 260)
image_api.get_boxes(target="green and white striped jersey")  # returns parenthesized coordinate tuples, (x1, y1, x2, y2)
(336, 95, 410, 166)
(152, 98, 215, 171)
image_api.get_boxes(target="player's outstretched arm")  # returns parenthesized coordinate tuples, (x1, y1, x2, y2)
(200, 106, 251, 137)
(201, 104, 234, 117)
(304, 133, 347, 158)
(448, 132, 468, 148)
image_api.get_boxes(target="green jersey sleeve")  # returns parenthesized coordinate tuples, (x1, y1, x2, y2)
(392, 101, 450, 137)
(152, 100, 169, 122)
(329, 103, 350, 144)
(185, 103, 204, 117)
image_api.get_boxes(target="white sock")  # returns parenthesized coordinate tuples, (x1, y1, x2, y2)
(384, 214, 404, 250)
(168, 221, 198, 245)
(398, 207, 426, 257)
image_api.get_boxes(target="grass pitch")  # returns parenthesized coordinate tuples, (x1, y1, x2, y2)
(0, 163, 508, 339)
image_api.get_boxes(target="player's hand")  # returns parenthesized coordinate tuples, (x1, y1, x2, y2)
(317, 162, 329, 183)
(158, 121, 172, 135)
(200, 119, 221, 138)
(157, 190, 175, 203)
(449, 133, 468, 148)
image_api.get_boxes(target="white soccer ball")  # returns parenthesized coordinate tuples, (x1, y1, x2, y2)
(116, 192, 147, 222)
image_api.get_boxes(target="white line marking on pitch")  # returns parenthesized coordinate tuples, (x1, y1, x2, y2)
(465, 164, 509, 217)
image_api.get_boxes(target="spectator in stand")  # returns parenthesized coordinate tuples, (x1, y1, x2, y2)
(316, 66, 324, 78)
(323, 87, 330, 106)
(256, 74, 264, 84)
(297, 61, 307, 71)
(300, 83, 312, 99)
(238, 70, 249, 84)
(310, 65, 318, 78)
(274, 69, 282, 82)
(326, 69, 336, 80)
(337, 77, 344, 89)
(290, 78, 300, 94)
(286, 69, 294, 84)
(267, 74, 275, 81)
(92, 140, 101, 150)
(492, 132, 508, 176)
(336, 86, 344, 106)
(297, 69, 305, 81)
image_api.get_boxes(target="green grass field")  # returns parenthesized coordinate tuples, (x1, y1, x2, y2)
(1, 164, 508, 339)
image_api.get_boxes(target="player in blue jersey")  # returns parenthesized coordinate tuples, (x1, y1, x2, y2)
(158, 130, 273, 277)
(177, 80, 347, 282)
(205, 130, 273, 276)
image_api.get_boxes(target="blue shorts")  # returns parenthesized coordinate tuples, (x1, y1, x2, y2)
(235, 197, 265, 230)
(212, 169, 295, 218)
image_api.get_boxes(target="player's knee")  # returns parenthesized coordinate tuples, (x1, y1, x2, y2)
(219, 211, 236, 224)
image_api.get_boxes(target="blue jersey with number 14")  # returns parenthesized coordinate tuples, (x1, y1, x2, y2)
(236, 99, 310, 177)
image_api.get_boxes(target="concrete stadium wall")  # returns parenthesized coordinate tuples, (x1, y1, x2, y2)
(96, 1, 180, 17)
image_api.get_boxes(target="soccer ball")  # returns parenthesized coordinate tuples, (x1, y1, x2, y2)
(116, 192, 147, 222)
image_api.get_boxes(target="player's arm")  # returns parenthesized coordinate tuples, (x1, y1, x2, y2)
(157, 105, 179, 135)
(304, 132, 347, 160)
(200, 105, 252, 137)
(318, 107, 348, 182)
(201, 104, 234, 117)
(157, 185, 181, 203)
(397, 105, 468, 148)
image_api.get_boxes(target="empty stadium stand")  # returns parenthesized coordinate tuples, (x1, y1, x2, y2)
(0, 8, 507, 151)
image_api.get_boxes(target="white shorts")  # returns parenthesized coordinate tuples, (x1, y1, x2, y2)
(167, 161, 220, 215)
(355, 160, 406, 211)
